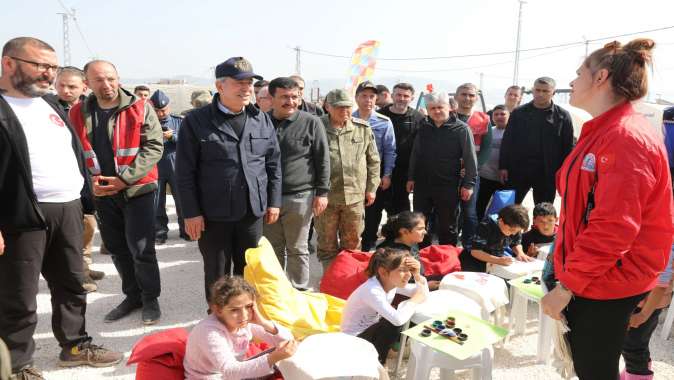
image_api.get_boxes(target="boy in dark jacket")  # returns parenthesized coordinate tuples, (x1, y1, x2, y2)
(461, 204, 533, 272)
(522, 202, 557, 258)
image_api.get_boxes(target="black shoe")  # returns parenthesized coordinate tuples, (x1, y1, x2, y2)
(142, 299, 161, 325)
(180, 233, 191, 241)
(87, 269, 105, 281)
(155, 236, 167, 245)
(99, 245, 111, 255)
(104, 298, 142, 322)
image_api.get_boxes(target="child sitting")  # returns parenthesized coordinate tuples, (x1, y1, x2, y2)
(461, 204, 534, 272)
(622, 246, 674, 380)
(521, 202, 558, 258)
(341, 247, 429, 364)
(184, 276, 296, 380)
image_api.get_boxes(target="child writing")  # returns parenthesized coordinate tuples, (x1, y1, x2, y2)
(461, 204, 533, 272)
(521, 202, 558, 259)
(184, 276, 296, 380)
(341, 247, 429, 364)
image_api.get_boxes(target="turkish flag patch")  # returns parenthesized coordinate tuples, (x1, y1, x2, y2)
(50, 113, 65, 127)
(597, 153, 615, 170)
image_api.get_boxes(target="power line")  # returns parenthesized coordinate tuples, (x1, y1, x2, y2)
(295, 25, 674, 62)
(375, 44, 577, 74)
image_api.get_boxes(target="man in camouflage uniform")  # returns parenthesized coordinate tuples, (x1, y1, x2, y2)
(316, 89, 380, 270)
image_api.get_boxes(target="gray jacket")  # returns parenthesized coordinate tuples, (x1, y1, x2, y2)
(270, 110, 330, 196)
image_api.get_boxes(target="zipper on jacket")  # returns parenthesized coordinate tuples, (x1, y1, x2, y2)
(560, 149, 584, 271)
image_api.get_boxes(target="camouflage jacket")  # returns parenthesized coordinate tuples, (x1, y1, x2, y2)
(320, 115, 380, 205)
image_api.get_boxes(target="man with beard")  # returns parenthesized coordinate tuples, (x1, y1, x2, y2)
(0, 36, 122, 379)
(377, 83, 425, 214)
(71, 60, 164, 325)
(263, 77, 329, 290)
(176, 57, 282, 302)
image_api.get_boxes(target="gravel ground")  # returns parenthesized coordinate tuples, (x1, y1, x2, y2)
(34, 199, 674, 380)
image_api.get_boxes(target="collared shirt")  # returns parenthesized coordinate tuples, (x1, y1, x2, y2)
(216, 100, 241, 115)
(353, 110, 396, 177)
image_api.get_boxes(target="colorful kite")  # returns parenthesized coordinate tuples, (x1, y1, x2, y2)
(346, 40, 381, 94)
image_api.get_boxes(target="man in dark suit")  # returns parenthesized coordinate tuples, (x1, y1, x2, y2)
(176, 57, 282, 302)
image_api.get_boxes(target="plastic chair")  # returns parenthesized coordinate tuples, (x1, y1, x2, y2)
(660, 296, 674, 341)
(484, 190, 515, 217)
(439, 272, 510, 326)
(507, 282, 554, 364)
(393, 290, 484, 379)
(405, 342, 492, 380)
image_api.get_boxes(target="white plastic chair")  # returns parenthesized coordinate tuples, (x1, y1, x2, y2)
(393, 289, 484, 379)
(405, 342, 493, 380)
(439, 272, 509, 327)
(660, 296, 674, 341)
(507, 282, 554, 363)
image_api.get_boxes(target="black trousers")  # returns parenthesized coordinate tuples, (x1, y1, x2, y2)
(413, 184, 460, 248)
(155, 171, 185, 239)
(389, 166, 411, 215)
(510, 172, 556, 204)
(362, 185, 392, 251)
(622, 307, 662, 376)
(476, 177, 507, 221)
(565, 293, 646, 380)
(0, 200, 90, 372)
(95, 191, 161, 303)
(198, 213, 262, 302)
(358, 317, 403, 364)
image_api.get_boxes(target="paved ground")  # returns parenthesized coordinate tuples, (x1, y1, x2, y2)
(34, 198, 674, 379)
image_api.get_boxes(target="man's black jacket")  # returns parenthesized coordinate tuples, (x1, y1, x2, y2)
(499, 101, 574, 180)
(0, 93, 93, 233)
(176, 96, 282, 222)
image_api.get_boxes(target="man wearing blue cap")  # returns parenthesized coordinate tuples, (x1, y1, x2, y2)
(176, 57, 282, 302)
(150, 90, 186, 244)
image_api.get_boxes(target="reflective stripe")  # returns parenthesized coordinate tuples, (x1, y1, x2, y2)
(117, 147, 139, 157)
(83, 150, 96, 159)
(89, 157, 101, 175)
(118, 165, 129, 173)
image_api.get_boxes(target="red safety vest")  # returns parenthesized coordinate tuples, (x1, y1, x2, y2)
(70, 100, 158, 186)
(467, 111, 489, 152)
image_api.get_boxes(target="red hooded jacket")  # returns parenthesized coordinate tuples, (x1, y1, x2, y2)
(554, 101, 674, 300)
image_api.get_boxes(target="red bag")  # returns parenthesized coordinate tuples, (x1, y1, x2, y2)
(319, 250, 372, 300)
(419, 245, 462, 277)
(127, 327, 189, 380)
(246, 341, 283, 380)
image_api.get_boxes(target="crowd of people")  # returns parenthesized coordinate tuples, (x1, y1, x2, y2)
(0, 35, 673, 380)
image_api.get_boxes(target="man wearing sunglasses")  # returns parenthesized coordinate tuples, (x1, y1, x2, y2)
(0, 36, 122, 379)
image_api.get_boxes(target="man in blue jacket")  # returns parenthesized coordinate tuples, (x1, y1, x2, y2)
(176, 57, 282, 302)
(353, 81, 396, 251)
(150, 90, 186, 244)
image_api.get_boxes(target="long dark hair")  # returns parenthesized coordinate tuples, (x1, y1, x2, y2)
(380, 211, 425, 241)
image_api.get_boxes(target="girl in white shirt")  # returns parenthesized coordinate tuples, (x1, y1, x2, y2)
(341, 247, 429, 364)
(184, 276, 297, 380)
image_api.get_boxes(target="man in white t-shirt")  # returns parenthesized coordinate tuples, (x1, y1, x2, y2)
(0, 36, 122, 379)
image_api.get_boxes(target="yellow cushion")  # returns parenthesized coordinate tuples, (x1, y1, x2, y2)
(244, 237, 345, 339)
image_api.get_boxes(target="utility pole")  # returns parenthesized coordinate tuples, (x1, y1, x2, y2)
(294, 46, 301, 75)
(512, 0, 526, 85)
(57, 9, 74, 66)
(479, 72, 484, 91)
(583, 36, 589, 58)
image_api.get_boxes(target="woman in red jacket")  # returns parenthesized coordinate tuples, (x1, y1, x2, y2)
(541, 38, 674, 380)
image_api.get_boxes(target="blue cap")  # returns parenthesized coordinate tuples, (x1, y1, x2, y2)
(150, 90, 170, 109)
(215, 57, 263, 80)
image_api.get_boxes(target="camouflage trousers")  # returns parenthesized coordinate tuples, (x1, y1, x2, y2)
(315, 202, 364, 265)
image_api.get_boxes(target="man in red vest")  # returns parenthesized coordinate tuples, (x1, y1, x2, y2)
(455, 83, 492, 250)
(70, 60, 164, 325)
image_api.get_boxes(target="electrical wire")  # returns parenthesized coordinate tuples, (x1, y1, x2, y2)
(295, 25, 674, 61)
(56, 0, 96, 58)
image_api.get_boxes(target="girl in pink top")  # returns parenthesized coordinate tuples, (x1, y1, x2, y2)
(183, 276, 296, 380)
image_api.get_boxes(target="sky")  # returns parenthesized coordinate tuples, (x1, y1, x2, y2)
(3, 0, 674, 105)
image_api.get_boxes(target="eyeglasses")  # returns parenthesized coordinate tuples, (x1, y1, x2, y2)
(9, 56, 60, 72)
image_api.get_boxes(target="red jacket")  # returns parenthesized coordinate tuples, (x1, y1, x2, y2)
(554, 101, 674, 300)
